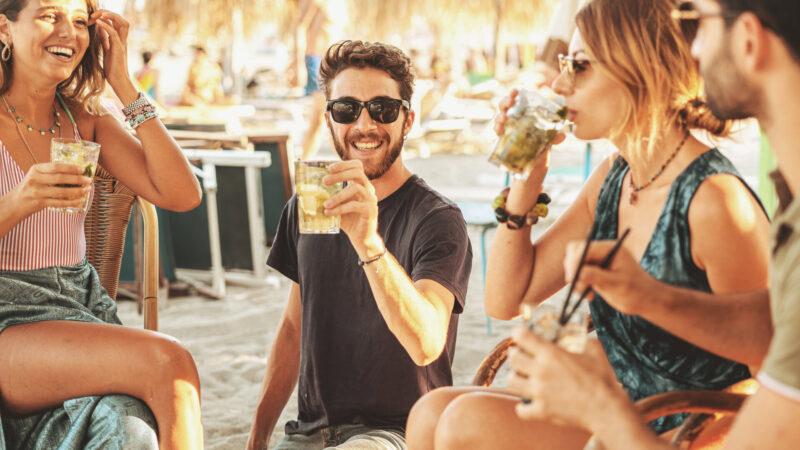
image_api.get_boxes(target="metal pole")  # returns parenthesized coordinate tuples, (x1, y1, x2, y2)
(245, 166, 267, 277)
(203, 163, 226, 297)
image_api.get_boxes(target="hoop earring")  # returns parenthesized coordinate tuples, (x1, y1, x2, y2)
(1, 43, 11, 62)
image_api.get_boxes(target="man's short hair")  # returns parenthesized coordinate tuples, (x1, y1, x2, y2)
(718, 0, 800, 62)
(318, 40, 415, 102)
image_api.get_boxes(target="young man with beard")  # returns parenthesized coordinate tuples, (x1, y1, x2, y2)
(246, 41, 472, 450)
(504, 1, 800, 449)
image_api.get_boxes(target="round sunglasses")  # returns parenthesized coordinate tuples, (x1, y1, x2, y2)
(326, 97, 411, 124)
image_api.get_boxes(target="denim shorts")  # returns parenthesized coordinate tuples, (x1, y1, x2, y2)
(0, 259, 120, 333)
(274, 423, 406, 450)
(0, 260, 158, 449)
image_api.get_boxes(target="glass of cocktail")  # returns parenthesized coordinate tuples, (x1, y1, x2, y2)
(295, 160, 345, 234)
(521, 303, 589, 353)
(49, 138, 101, 214)
(489, 89, 570, 178)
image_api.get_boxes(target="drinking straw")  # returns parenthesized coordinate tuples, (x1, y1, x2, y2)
(561, 228, 632, 324)
(557, 222, 598, 324)
(519, 226, 630, 405)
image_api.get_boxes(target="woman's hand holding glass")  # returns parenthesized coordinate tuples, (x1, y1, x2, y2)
(10, 163, 92, 217)
(494, 89, 566, 215)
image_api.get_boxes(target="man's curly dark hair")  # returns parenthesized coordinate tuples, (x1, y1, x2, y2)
(318, 40, 415, 102)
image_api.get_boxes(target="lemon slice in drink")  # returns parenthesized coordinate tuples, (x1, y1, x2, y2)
(298, 184, 331, 216)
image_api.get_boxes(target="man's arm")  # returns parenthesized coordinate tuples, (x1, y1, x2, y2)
(642, 287, 770, 368)
(359, 250, 456, 366)
(323, 161, 463, 366)
(247, 283, 302, 450)
(574, 242, 772, 367)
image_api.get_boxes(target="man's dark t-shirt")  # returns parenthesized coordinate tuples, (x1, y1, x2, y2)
(267, 175, 472, 435)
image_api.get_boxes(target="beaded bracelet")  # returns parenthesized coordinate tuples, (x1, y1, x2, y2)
(493, 188, 551, 230)
(121, 93, 158, 129)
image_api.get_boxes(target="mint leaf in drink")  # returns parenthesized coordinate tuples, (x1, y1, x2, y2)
(83, 164, 96, 178)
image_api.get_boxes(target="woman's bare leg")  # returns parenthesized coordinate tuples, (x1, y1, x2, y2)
(434, 391, 590, 450)
(0, 321, 203, 450)
(407, 386, 488, 450)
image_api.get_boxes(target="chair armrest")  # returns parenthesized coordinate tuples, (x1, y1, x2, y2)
(635, 390, 748, 422)
(137, 198, 159, 331)
(472, 337, 515, 386)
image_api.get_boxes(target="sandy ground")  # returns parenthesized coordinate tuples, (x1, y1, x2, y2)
(117, 120, 761, 449)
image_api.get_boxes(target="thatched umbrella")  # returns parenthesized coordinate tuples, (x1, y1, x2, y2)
(142, 0, 290, 43)
(144, 0, 556, 53)
(345, 0, 557, 74)
(141, 0, 558, 89)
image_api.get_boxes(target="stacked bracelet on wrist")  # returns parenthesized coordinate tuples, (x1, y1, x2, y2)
(493, 187, 551, 230)
(121, 93, 158, 129)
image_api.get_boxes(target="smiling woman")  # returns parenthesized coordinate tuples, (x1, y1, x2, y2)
(0, 0, 104, 111)
(0, 1, 203, 449)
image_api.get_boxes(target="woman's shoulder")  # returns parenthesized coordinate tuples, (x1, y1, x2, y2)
(583, 152, 623, 215)
(64, 98, 112, 140)
(682, 147, 739, 178)
(586, 152, 624, 191)
(688, 169, 765, 239)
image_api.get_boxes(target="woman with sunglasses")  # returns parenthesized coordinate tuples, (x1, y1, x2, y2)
(405, 0, 771, 448)
(0, 1, 203, 449)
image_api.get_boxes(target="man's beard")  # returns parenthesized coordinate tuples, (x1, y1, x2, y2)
(331, 129, 404, 180)
(703, 39, 762, 121)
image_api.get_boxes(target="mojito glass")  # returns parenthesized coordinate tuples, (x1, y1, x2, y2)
(489, 89, 569, 178)
(50, 138, 101, 214)
(295, 160, 345, 234)
(521, 304, 589, 353)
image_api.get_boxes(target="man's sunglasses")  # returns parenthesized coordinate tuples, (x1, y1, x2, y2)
(672, 1, 777, 38)
(326, 97, 411, 124)
(670, 1, 739, 23)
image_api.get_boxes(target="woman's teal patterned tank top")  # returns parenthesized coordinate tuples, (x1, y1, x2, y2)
(590, 149, 757, 432)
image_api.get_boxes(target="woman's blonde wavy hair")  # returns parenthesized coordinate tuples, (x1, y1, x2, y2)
(576, 0, 730, 159)
(0, 0, 105, 114)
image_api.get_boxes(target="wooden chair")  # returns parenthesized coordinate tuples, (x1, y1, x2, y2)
(472, 338, 756, 449)
(84, 166, 159, 331)
(632, 378, 757, 449)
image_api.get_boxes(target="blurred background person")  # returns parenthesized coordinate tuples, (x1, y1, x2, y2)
(135, 50, 161, 103)
(180, 45, 226, 106)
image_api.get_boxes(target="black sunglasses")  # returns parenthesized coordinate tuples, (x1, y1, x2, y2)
(671, 1, 746, 24)
(326, 97, 411, 124)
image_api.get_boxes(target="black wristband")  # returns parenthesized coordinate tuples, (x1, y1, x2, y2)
(358, 248, 387, 266)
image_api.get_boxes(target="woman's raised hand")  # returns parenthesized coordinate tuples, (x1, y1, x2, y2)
(494, 89, 566, 213)
(90, 10, 131, 94)
(494, 89, 520, 137)
(10, 163, 92, 217)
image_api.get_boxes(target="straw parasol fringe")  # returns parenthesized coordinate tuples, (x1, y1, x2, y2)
(143, 0, 294, 43)
(145, 0, 556, 45)
(345, 0, 555, 44)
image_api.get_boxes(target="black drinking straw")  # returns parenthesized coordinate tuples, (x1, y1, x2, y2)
(520, 228, 632, 405)
(560, 228, 632, 324)
(557, 222, 598, 325)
